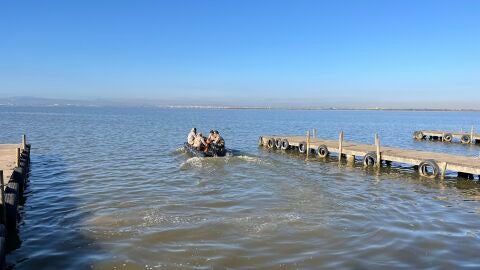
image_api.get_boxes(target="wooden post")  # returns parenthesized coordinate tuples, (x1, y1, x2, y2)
(313, 128, 316, 139)
(306, 130, 311, 159)
(441, 162, 448, 179)
(338, 131, 344, 162)
(471, 126, 474, 144)
(22, 134, 27, 150)
(16, 147, 20, 167)
(375, 133, 381, 168)
(0, 170, 5, 225)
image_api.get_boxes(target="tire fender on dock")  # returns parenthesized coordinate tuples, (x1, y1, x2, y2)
(363, 152, 377, 166)
(281, 139, 290, 150)
(316, 145, 329, 158)
(298, 142, 307, 153)
(418, 160, 440, 178)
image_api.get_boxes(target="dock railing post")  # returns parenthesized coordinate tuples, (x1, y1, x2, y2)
(22, 134, 27, 150)
(338, 131, 344, 162)
(313, 128, 316, 139)
(0, 170, 5, 225)
(306, 130, 311, 159)
(471, 126, 474, 144)
(375, 134, 381, 168)
(16, 147, 20, 167)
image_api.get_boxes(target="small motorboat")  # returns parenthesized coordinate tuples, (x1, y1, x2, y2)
(184, 143, 227, 157)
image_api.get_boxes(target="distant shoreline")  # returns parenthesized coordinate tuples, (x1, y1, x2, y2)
(1, 104, 480, 112)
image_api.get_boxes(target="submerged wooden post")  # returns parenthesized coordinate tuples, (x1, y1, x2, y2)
(375, 133, 381, 167)
(0, 170, 5, 225)
(16, 147, 20, 167)
(471, 126, 475, 144)
(338, 131, 344, 162)
(306, 130, 311, 159)
(22, 134, 27, 150)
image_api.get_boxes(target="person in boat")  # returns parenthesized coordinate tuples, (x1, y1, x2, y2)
(212, 130, 225, 148)
(187, 128, 197, 145)
(193, 133, 207, 150)
(204, 130, 215, 152)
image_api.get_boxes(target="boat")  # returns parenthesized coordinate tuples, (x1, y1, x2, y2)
(184, 142, 227, 157)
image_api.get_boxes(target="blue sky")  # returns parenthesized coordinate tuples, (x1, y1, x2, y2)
(1, 0, 479, 107)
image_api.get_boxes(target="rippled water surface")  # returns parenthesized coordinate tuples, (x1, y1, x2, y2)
(1, 107, 480, 269)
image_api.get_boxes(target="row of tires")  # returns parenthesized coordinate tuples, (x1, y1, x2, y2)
(413, 131, 475, 144)
(0, 144, 31, 269)
(260, 137, 442, 178)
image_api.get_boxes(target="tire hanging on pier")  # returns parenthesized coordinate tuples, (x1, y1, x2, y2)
(281, 139, 290, 150)
(267, 138, 275, 148)
(5, 193, 18, 231)
(443, 133, 453, 143)
(413, 131, 424, 140)
(275, 138, 282, 149)
(418, 160, 440, 178)
(298, 142, 307, 153)
(363, 152, 377, 167)
(316, 145, 329, 158)
(461, 134, 471, 144)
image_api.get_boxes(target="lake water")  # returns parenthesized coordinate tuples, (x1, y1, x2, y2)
(0, 107, 479, 269)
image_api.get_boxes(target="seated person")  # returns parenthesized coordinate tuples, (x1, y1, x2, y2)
(193, 133, 206, 150)
(187, 128, 196, 145)
(213, 130, 225, 148)
(204, 130, 215, 152)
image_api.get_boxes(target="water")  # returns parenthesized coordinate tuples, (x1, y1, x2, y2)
(0, 107, 479, 269)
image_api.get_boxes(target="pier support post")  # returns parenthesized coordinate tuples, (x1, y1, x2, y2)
(313, 128, 316, 139)
(471, 126, 475, 145)
(0, 170, 5, 225)
(375, 134, 381, 168)
(338, 131, 344, 162)
(16, 147, 20, 167)
(441, 162, 448, 179)
(22, 134, 27, 150)
(306, 131, 311, 159)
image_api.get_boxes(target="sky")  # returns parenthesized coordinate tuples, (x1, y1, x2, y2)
(0, 0, 479, 108)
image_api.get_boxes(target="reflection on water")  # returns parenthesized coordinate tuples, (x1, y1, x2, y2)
(0, 107, 479, 269)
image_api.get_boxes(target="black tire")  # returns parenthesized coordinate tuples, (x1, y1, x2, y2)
(267, 138, 275, 149)
(5, 192, 18, 231)
(443, 133, 453, 142)
(6, 182, 21, 197)
(317, 145, 329, 158)
(413, 131, 424, 140)
(298, 142, 307, 153)
(258, 136, 263, 147)
(363, 152, 377, 167)
(275, 138, 282, 149)
(12, 167, 25, 180)
(418, 160, 440, 178)
(461, 134, 471, 144)
(0, 236, 5, 270)
(0, 225, 5, 238)
(281, 139, 290, 150)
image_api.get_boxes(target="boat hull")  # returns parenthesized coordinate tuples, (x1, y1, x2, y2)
(184, 143, 226, 157)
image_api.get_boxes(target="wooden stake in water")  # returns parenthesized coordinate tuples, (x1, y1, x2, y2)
(0, 170, 5, 225)
(338, 131, 344, 162)
(471, 126, 475, 144)
(375, 133, 381, 168)
(22, 134, 27, 150)
(441, 162, 448, 179)
(306, 130, 311, 159)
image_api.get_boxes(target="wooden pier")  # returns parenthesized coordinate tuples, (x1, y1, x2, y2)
(414, 128, 479, 145)
(0, 135, 31, 270)
(259, 131, 480, 180)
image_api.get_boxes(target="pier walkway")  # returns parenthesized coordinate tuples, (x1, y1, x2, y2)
(260, 132, 480, 180)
